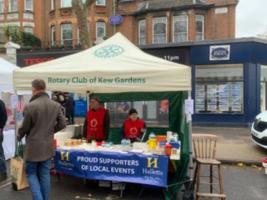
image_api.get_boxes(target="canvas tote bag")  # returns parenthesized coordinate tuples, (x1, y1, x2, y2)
(10, 142, 28, 190)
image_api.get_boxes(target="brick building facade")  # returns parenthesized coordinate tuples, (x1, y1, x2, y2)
(0, 0, 238, 47)
(0, 0, 42, 43)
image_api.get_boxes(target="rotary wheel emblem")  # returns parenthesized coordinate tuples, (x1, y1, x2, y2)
(94, 45, 124, 58)
(130, 127, 138, 135)
(90, 119, 98, 128)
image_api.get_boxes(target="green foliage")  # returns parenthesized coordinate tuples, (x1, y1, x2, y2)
(21, 31, 41, 47)
(4, 26, 41, 48)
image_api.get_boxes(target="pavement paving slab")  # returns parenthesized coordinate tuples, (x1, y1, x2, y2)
(192, 126, 267, 164)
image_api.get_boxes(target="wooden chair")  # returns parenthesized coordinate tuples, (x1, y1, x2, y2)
(192, 134, 226, 200)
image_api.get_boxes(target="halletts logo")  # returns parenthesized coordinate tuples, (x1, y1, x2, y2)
(60, 151, 70, 161)
(94, 45, 124, 58)
(147, 157, 158, 169)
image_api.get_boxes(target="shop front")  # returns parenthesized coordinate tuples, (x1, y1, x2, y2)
(16, 37, 267, 126)
(144, 38, 267, 126)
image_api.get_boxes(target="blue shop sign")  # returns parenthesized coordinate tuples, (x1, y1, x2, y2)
(109, 15, 123, 25)
(209, 45, 230, 61)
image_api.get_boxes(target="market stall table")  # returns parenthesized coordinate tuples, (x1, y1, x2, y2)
(54, 147, 169, 187)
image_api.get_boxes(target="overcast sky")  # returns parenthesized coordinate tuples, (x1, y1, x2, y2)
(236, 0, 267, 37)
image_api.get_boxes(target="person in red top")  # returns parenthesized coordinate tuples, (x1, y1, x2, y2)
(123, 108, 145, 142)
(83, 97, 110, 142)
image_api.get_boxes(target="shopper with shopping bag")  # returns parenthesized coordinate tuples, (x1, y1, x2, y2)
(17, 79, 66, 200)
(0, 98, 7, 182)
(10, 142, 28, 190)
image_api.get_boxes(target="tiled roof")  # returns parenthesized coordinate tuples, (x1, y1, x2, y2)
(136, 0, 209, 12)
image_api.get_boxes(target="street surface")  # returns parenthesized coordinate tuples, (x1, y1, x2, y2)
(0, 165, 266, 200)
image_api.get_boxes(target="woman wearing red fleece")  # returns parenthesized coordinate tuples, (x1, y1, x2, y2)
(123, 108, 145, 142)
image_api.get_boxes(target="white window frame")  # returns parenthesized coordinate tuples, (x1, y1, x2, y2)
(24, 26, 34, 34)
(0, 0, 4, 13)
(195, 15, 204, 41)
(152, 17, 167, 44)
(9, 0, 18, 12)
(61, 0, 72, 8)
(96, 0, 106, 6)
(51, 0, 55, 10)
(25, 0, 33, 11)
(51, 25, 56, 46)
(96, 21, 106, 39)
(61, 23, 72, 45)
(138, 19, 146, 45)
(172, 15, 188, 43)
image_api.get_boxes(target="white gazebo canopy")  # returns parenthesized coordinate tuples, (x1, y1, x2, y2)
(14, 33, 191, 93)
(0, 58, 19, 93)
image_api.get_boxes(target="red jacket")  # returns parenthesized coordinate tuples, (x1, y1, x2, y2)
(123, 118, 145, 139)
(86, 107, 107, 140)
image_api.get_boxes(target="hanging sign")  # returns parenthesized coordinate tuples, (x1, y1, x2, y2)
(209, 45, 230, 61)
(109, 15, 123, 25)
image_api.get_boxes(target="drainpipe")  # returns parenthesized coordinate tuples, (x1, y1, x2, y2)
(112, 0, 117, 35)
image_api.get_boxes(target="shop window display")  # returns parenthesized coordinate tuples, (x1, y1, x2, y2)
(195, 64, 243, 114)
(106, 100, 169, 127)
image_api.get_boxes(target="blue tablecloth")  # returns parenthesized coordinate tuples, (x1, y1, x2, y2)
(54, 149, 169, 187)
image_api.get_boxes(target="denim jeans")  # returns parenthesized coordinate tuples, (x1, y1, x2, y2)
(0, 129, 7, 174)
(26, 159, 51, 200)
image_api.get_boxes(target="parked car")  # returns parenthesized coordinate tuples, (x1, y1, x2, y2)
(251, 111, 267, 149)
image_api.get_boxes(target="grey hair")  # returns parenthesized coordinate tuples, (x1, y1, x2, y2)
(31, 79, 46, 90)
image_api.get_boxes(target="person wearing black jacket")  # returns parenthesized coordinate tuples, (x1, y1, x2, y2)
(0, 99, 7, 182)
(65, 94, 75, 124)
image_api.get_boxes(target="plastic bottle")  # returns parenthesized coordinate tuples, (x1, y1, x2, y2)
(148, 132, 157, 151)
(170, 141, 181, 160)
(165, 143, 172, 156)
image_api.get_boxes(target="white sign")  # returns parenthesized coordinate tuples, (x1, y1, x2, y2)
(215, 7, 228, 14)
(209, 45, 230, 61)
(163, 55, 180, 62)
(185, 98, 194, 115)
(11, 95, 18, 109)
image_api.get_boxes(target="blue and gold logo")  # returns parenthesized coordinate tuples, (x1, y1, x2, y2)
(94, 45, 124, 58)
(60, 151, 70, 161)
(147, 157, 158, 169)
